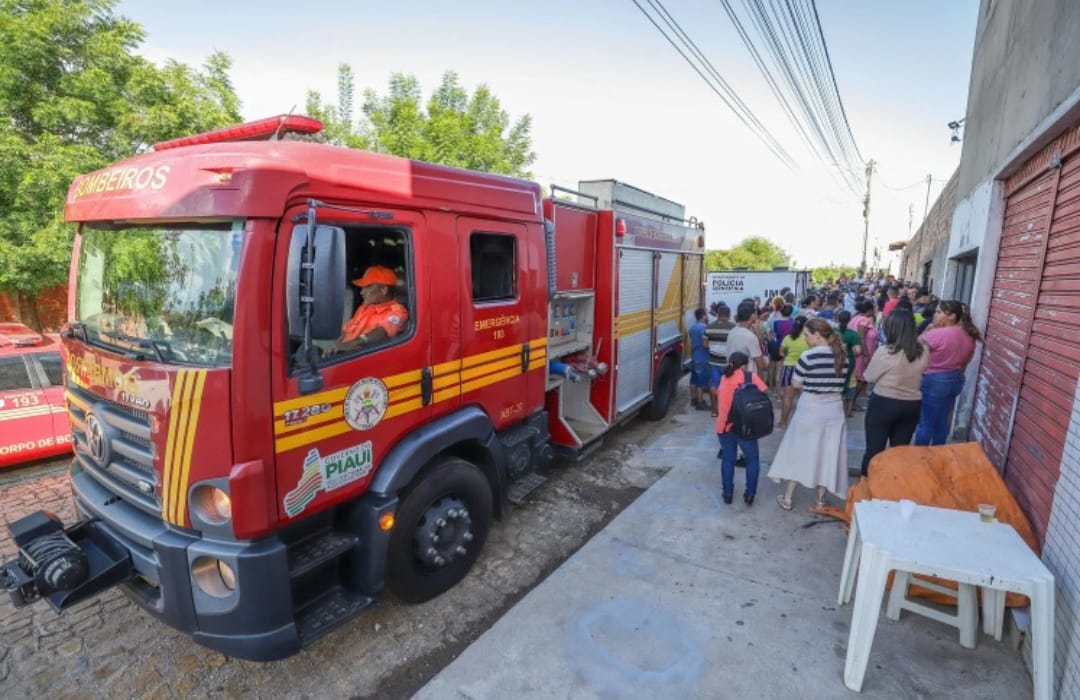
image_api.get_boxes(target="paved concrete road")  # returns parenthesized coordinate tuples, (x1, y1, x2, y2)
(0, 390, 689, 699)
(417, 395, 1034, 699)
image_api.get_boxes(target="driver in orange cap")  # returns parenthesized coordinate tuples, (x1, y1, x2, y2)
(324, 265, 408, 356)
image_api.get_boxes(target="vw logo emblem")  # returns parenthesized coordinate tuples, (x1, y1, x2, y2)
(85, 413, 109, 466)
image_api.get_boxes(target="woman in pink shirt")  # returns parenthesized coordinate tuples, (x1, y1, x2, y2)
(847, 300, 877, 415)
(913, 300, 981, 445)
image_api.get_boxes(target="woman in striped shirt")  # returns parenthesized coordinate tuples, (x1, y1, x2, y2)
(768, 318, 850, 511)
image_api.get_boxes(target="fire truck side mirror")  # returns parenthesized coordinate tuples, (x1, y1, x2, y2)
(287, 224, 347, 341)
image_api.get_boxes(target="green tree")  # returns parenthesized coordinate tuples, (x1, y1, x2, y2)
(706, 236, 792, 271)
(0, 0, 242, 329)
(307, 66, 535, 178)
(811, 264, 860, 286)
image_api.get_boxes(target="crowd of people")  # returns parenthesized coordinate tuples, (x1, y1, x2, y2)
(686, 274, 982, 511)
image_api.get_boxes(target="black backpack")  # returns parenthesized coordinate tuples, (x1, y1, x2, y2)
(730, 371, 774, 440)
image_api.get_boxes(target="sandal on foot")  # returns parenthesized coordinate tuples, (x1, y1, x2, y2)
(776, 494, 793, 511)
(814, 497, 827, 509)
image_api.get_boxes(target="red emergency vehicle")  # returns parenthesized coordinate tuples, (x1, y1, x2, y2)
(0, 323, 72, 467)
(0, 116, 703, 660)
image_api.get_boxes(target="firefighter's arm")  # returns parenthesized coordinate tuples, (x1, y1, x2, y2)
(324, 327, 389, 356)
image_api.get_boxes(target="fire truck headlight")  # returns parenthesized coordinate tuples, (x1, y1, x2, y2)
(191, 485, 232, 525)
(192, 557, 237, 597)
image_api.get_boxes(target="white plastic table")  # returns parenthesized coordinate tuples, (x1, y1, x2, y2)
(837, 499, 1055, 698)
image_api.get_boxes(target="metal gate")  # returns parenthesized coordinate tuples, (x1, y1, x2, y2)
(615, 249, 655, 412)
(971, 124, 1080, 541)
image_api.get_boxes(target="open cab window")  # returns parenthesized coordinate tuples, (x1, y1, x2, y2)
(298, 224, 415, 367)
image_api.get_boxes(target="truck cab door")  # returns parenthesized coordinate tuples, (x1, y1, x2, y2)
(456, 217, 537, 428)
(0, 354, 53, 466)
(271, 208, 431, 522)
(33, 350, 72, 451)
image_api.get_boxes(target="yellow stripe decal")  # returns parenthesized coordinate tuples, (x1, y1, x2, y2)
(461, 366, 522, 395)
(273, 406, 343, 435)
(384, 368, 423, 389)
(275, 420, 353, 453)
(65, 390, 90, 413)
(433, 386, 460, 404)
(390, 383, 422, 403)
(169, 373, 197, 524)
(432, 358, 462, 376)
(272, 336, 550, 452)
(384, 397, 424, 420)
(173, 370, 207, 525)
(461, 355, 521, 382)
(275, 387, 349, 415)
(462, 343, 520, 369)
(161, 371, 188, 522)
(160, 373, 191, 522)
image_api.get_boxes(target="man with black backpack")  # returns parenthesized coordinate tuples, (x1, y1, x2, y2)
(714, 351, 773, 506)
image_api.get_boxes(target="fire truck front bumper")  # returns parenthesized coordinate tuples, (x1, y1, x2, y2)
(71, 464, 301, 661)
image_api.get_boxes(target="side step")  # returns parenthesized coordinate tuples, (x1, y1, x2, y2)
(508, 472, 547, 504)
(287, 531, 358, 578)
(296, 587, 373, 645)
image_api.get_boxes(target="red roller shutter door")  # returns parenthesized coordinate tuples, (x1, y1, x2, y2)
(972, 125, 1080, 543)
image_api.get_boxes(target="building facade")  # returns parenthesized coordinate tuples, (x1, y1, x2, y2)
(900, 170, 959, 292)
(944, 1, 1080, 695)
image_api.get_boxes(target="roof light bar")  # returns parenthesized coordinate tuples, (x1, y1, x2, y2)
(152, 115, 324, 151)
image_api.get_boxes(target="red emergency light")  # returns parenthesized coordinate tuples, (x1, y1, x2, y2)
(152, 115, 324, 151)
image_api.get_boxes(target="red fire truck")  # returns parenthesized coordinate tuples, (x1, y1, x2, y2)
(0, 324, 72, 467)
(1, 116, 704, 660)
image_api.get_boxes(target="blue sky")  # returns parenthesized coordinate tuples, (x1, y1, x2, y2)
(116, 0, 979, 269)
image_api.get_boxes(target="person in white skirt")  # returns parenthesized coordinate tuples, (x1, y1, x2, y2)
(769, 317, 850, 510)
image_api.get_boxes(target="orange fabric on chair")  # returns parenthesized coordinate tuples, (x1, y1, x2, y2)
(841, 442, 1039, 607)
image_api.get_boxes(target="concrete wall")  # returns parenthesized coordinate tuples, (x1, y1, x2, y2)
(900, 170, 959, 294)
(957, 0, 1080, 200)
(944, 179, 1005, 442)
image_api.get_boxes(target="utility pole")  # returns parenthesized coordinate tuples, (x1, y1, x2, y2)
(860, 159, 876, 275)
(923, 173, 933, 223)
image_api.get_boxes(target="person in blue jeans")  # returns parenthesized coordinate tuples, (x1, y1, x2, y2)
(688, 307, 710, 410)
(715, 351, 766, 505)
(914, 300, 981, 445)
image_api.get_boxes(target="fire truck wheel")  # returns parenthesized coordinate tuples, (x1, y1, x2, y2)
(386, 457, 493, 603)
(642, 356, 677, 421)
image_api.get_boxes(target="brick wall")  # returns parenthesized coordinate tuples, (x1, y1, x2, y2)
(900, 169, 959, 293)
(0, 285, 68, 330)
(1035, 381, 1080, 697)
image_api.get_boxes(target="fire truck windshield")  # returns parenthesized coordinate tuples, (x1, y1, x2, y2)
(75, 221, 242, 367)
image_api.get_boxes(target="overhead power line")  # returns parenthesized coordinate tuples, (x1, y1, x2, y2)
(720, 0, 865, 196)
(630, 0, 797, 169)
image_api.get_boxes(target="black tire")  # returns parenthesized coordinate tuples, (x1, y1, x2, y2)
(641, 356, 677, 421)
(385, 457, 493, 604)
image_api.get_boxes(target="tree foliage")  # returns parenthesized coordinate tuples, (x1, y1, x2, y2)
(811, 264, 860, 285)
(706, 236, 792, 271)
(307, 66, 535, 178)
(0, 0, 242, 327)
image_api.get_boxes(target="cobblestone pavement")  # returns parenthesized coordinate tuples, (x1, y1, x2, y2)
(0, 389, 690, 699)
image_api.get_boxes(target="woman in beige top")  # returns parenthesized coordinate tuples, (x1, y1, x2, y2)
(860, 309, 929, 475)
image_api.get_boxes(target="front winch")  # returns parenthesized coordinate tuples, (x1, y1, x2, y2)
(1, 510, 133, 611)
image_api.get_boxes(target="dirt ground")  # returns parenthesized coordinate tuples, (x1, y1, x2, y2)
(0, 384, 695, 699)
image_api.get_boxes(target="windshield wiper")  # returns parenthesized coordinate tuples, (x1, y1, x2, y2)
(64, 321, 89, 342)
(136, 339, 170, 363)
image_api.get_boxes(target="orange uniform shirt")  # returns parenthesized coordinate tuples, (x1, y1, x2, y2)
(714, 371, 769, 434)
(342, 300, 408, 342)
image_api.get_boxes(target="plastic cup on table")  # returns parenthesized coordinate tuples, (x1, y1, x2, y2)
(978, 503, 997, 523)
(899, 499, 915, 521)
